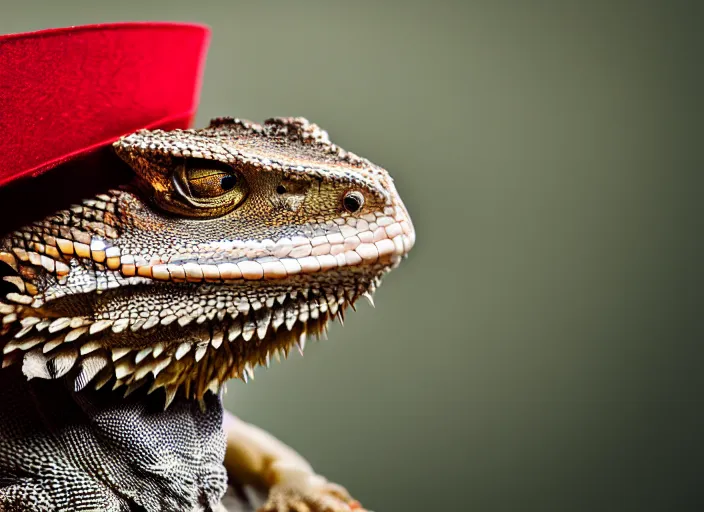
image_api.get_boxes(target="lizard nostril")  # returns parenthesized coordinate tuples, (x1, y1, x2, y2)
(343, 191, 364, 213)
(276, 185, 287, 195)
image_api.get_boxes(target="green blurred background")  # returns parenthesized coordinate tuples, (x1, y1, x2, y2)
(3, 1, 704, 510)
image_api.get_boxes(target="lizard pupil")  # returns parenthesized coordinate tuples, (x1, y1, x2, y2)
(220, 175, 237, 191)
(343, 191, 364, 213)
(276, 185, 287, 194)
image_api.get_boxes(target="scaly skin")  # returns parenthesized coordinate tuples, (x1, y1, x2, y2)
(0, 117, 414, 511)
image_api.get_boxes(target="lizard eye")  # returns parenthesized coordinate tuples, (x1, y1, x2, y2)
(167, 159, 249, 218)
(188, 168, 239, 198)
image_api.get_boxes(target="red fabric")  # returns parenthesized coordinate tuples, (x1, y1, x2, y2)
(0, 22, 210, 187)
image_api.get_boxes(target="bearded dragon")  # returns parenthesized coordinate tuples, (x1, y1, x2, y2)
(0, 117, 414, 512)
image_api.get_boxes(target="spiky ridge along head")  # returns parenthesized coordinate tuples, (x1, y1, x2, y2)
(0, 117, 415, 406)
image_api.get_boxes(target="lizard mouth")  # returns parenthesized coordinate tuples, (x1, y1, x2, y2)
(31, 205, 415, 283)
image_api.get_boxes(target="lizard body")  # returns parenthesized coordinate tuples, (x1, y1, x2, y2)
(0, 117, 414, 511)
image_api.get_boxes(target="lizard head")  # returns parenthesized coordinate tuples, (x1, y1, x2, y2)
(0, 118, 414, 405)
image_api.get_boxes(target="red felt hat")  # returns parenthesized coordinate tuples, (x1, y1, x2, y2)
(0, 22, 210, 187)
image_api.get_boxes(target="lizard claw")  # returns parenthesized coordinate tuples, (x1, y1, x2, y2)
(258, 477, 367, 512)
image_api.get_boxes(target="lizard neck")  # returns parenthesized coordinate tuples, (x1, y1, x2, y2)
(0, 366, 228, 512)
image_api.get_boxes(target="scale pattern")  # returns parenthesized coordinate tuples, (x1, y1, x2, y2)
(0, 366, 228, 511)
(0, 117, 415, 510)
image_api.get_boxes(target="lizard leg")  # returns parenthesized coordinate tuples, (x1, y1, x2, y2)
(223, 411, 366, 512)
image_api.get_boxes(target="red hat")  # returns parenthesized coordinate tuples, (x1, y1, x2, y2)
(0, 22, 210, 187)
